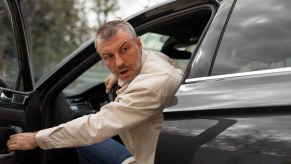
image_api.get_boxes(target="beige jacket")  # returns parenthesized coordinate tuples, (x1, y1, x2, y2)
(36, 50, 183, 164)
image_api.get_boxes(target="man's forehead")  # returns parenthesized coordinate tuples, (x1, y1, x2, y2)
(99, 40, 129, 54)
(97, 30, 134, 53)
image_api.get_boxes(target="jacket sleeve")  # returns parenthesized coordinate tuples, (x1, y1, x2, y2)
(35, 86, 161, 149)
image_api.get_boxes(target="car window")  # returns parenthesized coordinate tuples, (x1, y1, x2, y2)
(23, 1, 95, 83)
(0, 1, 19, 89)
(141, 33, 194, 71)
(211, 0, 291, 76)
(141, 33, 169, 51)
(23, 1, 166, 85)
(64, 32, 192, 93)
(64, 3, 213, 93)
(64, 60, 110, 94)
(64, 31, 195, 93)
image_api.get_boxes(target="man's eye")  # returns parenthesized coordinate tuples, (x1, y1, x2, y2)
(121, 47, 128, 53)
(103, 54, 114, 60)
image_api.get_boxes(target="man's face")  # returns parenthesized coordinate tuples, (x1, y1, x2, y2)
(97, 29, 142, 83)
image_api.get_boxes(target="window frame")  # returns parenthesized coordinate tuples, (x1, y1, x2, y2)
(185, 0, 235, 81)
(5, 0, 33, 91)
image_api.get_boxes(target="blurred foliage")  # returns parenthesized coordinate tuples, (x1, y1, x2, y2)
(88, 0, 120, 27)
(24, 0, 119, 81)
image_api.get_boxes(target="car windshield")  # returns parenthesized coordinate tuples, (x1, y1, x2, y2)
(23, 0, 167, 84)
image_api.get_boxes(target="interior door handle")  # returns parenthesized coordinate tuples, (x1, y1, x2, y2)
(0, 91, 11, 103)
(0, 90, 29, 105)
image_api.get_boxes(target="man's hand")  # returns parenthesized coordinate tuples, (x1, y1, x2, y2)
(105, 73, 118, 94)
(7, 132, 38, 151)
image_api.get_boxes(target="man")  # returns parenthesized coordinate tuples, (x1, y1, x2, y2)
(7, 20, 183, 164)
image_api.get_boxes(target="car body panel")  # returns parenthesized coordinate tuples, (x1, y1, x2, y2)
(155, 0, 291, 163)
(187, 0, 234, 78)
(167, 68, 291, 111)
(156, 114, 291, 163)
(127, 0, 211, 27)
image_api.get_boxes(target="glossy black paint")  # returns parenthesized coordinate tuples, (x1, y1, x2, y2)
(127, 0, 211, 27)
(6, 0, 33, 91)
(156, 70, 291, 163)
(155, 0, 291, 163)
(169, 71, 291, 111)
(212, 0, 291, 75)
(157, 112, 291, 163)
(187, 0, 235, 78)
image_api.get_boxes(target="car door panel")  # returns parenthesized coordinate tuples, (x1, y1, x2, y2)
(156, 70, 291, 163)
(0, 89, 30, 124)
(155, 0, 291, 162)
(0, 0, 36, 163)
(157, 112, 291, 164)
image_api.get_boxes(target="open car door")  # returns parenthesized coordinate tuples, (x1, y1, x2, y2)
(0, 0, 38, 163)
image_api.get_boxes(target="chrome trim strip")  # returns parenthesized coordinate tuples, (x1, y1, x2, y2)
(185, 67, 291, 83)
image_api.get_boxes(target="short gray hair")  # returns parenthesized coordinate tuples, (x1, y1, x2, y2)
(95, 20, 137, 49)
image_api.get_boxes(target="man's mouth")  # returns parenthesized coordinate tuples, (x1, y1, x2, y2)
(118, 69, 130, 78)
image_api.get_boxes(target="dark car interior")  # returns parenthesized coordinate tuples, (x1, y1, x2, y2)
(60, 4, 215, 124)
(55, 4, 214, 120)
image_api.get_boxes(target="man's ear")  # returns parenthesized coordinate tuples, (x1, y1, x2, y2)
(136, 36, 142, 49)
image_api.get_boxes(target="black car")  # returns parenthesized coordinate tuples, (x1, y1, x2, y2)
(1, 0, 291, 163)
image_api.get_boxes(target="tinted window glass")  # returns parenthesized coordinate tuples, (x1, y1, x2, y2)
(212, 0, 291, 75)
(0, 1, 19, 89)
(64, 60, 110, 94)
(141, 33, 194, 71)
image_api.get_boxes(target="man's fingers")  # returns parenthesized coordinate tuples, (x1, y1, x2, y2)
(7, 143, 16, 151)
(7, 134, 20, 151)
(105, 74, 118, 94)
(106, 86, 112, 94)
(6, 132, 38, 151)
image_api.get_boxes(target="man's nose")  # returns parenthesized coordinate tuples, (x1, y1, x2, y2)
(115, 54, 125, 67)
